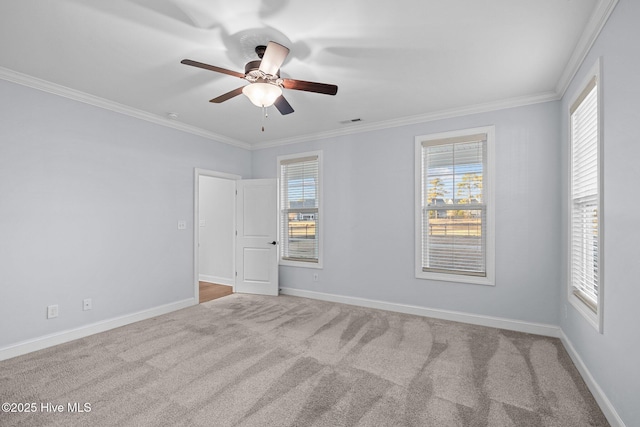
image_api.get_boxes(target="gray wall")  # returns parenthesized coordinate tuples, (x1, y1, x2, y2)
(1, 2, 638, 422)
(560, 0, 640, 424)
(0, 79, 251, 348)
(253, 101, 563, 326)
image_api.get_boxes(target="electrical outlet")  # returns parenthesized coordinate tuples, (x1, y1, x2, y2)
(83, 298, 92, 311)
(177, 220, 187, 230)
(47, 305, 59, 319)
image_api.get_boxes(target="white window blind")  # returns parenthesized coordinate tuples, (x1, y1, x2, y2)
(421, 134, 487, 276)
(279, 155, 319, 263)
(570, 76, 600, 312)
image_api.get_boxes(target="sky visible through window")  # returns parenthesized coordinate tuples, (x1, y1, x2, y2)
(287, 178, 317, 207)
(425, 141, 484, 204)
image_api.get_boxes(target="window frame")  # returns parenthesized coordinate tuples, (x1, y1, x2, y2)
(414, 126, 495, 286)
(567, 59, 604, 333)
(277, 151, 323, 269)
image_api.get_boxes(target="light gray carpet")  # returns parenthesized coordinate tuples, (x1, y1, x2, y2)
(0, 294, 608, 426)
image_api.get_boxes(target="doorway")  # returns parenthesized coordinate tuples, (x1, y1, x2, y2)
(194, 169, 240, 304)
(194, 170, 280, 303)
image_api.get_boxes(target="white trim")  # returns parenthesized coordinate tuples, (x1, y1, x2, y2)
(414, 126, 496, 286)
(199, 275, 234, 287)
(279, 260, 323, 269)
(555, 0, 619, 98)
(254, 92, 558, 150)
(277, 151, 324, 269)
(566, 59, 604, 333)
(281, 288, 625, 426)
(1, 0, 617, 154)
(193, 169, 242, 302)
(0, 298, 195, 362)
(256, 0, 619, 155)
(0, 65, 555, 152)
(0, 66, 250, 150)
(559, 331, 626, 427)
(280, 287, 560, 338)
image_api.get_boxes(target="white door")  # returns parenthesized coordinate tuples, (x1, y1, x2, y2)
(235, 179, 279, 296)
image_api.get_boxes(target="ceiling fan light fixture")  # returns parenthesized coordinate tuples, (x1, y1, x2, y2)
(182, 40, 338, 116)
(242, 83, 282, 107)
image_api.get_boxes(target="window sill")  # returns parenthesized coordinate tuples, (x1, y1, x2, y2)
(416, 270, 494, 286)
(568, 291, 603, 333)
(280, 259, 323, 269)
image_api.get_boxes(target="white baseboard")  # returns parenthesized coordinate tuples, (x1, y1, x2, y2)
(280, 288, 626, 425)
(0, 298, 196, 362)
(279, 288, 561, 337)
(559, 331, 626, 427)
(199, 274, 234, 287)
(0, 289, 624, 426)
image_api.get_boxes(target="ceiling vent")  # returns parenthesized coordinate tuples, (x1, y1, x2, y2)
(340, 118, 362, 124)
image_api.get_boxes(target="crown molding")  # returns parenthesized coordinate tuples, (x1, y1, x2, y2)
(2, 0, 617, 154)
(253, 0, 618, 151)
(0, 66, 251, 150)
(555, 0, 619, 97)
(251, 90, 559, 150)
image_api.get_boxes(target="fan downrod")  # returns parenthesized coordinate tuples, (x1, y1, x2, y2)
(255, 45, 267, 59)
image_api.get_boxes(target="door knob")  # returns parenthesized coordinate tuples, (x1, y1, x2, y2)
(269, 241, 277, 245)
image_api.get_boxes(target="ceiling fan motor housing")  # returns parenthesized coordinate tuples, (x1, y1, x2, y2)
(245, 59, 281, 83)
(245, 60, 264, 77)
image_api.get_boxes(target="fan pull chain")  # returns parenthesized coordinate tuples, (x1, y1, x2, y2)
(261, 105, 269, 132)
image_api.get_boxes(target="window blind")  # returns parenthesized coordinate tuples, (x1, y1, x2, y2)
(421, 134, 487, 276)
(570, 77, 599, 312)
(280, 156, 319, 262)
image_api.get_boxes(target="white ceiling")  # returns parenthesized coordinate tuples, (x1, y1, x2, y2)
(0, 0, 614, 148)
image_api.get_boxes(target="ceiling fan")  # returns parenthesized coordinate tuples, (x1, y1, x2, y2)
(181, 41, 338, 115)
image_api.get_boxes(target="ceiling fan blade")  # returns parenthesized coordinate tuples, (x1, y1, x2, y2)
(258, 41, 289, 76)
(274, 95, 294, 115)
(282, 78, 338, 96)
(181, 59, 245, 79)
(209, 87, 245, 103)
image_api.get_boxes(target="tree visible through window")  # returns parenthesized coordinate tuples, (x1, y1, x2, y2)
(415, 127, 494, 285)
(279, 154, 321, 265)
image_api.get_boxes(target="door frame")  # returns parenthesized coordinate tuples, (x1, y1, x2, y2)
(193, 168, 241, 303)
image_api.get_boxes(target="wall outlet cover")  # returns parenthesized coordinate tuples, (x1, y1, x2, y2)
(47, 305, 59, 319)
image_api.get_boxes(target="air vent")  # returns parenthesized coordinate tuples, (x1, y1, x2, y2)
(339, 118, 362, 124)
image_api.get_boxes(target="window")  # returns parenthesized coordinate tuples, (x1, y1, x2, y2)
(568, 60, 603, 332)
(415, 126, 495, 285)
(278, 152, 322, 267)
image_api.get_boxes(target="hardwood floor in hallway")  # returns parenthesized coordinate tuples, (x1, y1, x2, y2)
(199, 281, 233, 303)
